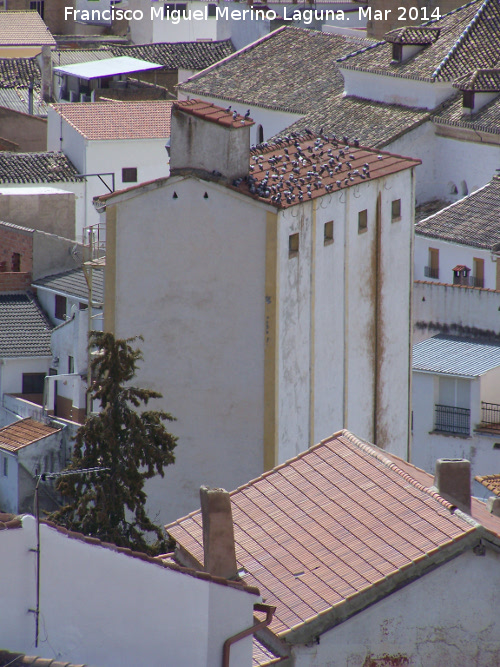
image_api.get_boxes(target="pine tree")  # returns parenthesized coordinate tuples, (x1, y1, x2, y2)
(48, 332, 177, 555)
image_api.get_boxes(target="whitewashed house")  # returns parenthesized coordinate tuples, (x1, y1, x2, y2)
(412, 334, 500, 478)
(413, 175, 500, 343)
(47, 100, 173, 230)
(0, 513, 260, 667)
(180, 3, 500, 206)
(96, 99, 420, 523)
(167, 429, 500, 666)
(0, 418, 69, 514)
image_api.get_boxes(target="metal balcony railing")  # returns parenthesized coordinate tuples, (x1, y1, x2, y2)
(424, 266, 439, 279)
(434, 404, 470, 435)
(453, 275, 484, 288)
(480, 402, 500, 428)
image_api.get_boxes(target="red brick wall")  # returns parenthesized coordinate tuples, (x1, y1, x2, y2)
(0, 271, 32, 292)
(0, 225, 33, 271)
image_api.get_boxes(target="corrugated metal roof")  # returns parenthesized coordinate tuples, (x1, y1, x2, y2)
(413, 334, 500, 377)
(0, 87, 48, 117)
(53, 56, 162, 81)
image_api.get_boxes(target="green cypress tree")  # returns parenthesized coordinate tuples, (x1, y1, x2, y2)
(48, 332, 177, 556)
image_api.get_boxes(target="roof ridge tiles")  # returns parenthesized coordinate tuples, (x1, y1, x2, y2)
(337, 431, 457, 512)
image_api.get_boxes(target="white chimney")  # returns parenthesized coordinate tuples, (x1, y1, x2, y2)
(170, 99, 253, 182)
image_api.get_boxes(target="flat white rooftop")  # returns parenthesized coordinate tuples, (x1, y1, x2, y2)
(53, 56, 163, 80)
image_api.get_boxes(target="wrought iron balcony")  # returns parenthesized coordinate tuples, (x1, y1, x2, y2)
(424, 266, 439, 279)
(434, 404, 470, 435)
(478, 401, 500, 433)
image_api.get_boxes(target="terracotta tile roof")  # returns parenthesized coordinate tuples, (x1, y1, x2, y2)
(414, 278, 499, 293)
(433, 90, 500, 134)
(0, 513, 22, 529)
(50, 101, 173, 141)
(453, 68, 500, 91)
(0, 418, 61, 453)
(34, 267, 104, 303)
(174, 98, 254, 128)
(0, 152, 82, 184)
(338, 0, 500, 83)
(39, 518, 259, 595)
(0, 11, 56, 47)
(166, 430, 480, 638)
(252, 638, 285, 666)
(0, 293, 52, 358)
(112, 39, 235, 70)
(179, 27, 372, 113)
(384, 26, 441, 45)
(0, 650, 86, 666)
(475, 474, 500, 496)
(415, 176, 500, 249)
(228, 133, 420, 208)
(0, 57, 40, 88)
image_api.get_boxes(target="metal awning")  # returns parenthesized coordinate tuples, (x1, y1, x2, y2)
(413, 334, 500, 377)
(53, 56, 162, 81)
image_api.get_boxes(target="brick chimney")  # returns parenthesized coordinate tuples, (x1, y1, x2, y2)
(434, 458, 471, 514)
(39, 45, 53, 102)
(200, 486, 238, 580)
(170, 99, 253, 182)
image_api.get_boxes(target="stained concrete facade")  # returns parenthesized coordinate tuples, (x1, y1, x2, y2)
(101, 111, 417, 522)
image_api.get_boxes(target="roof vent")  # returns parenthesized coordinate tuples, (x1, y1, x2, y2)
(434, 458, 471, 514)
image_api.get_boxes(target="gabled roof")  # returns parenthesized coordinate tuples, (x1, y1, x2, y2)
(0, 57, 40, 88)
(174, 98, 253, 128)
(0, 152, 82, 184)
(166, 430, 480, 639)
(415, 176, 500, 248)
(384, 26, 441, 45)
(112, 39, 235, 70)
(475, 475, 500, 496)
(179, 27, 372, 113)
(50, 101, 173, 141)
(0, 293, 52, 358)
(338, 0, 500, 82)
(413, 334, 500, 377)
(0, 11, 56, 47)
(0, 418, 61, 453)
(34, 267, 104, 304)
(432, 89, 500, 134)
(453, 68, 500, 91)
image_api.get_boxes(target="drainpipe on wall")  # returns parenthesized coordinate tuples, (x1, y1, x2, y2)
(222, 603, 276, 667)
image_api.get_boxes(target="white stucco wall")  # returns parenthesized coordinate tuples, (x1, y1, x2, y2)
(413, 281, 500, 343)
(47, 107, 171, 235)
(340, 68, 453, 110)
(0, 357, 50, 398)
(291, 547, 500, 666)
(0, 515, 257, 667)
(411, 370, 500, 477)
(110, 176, 268, 523)
(0, 450, 18, 513)
(177, 91, 302, 146)
(414, 235, 495, 288)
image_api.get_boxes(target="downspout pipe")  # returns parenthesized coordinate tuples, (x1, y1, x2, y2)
(222, 603, 276, 667)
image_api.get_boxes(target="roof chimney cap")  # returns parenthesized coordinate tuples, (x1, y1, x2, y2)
(434, 458, 471, 514)
(200, 485, 238, 580)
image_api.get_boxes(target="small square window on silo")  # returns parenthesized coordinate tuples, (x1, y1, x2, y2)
(289, 232, 299, 257)
(358, 209, 368, 233)
(324, 221, 334, 245)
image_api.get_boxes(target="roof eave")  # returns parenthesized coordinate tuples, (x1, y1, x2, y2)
(281, 530, 479, 645)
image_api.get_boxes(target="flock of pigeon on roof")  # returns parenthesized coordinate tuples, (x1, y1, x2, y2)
(232, 131, 381, 207)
